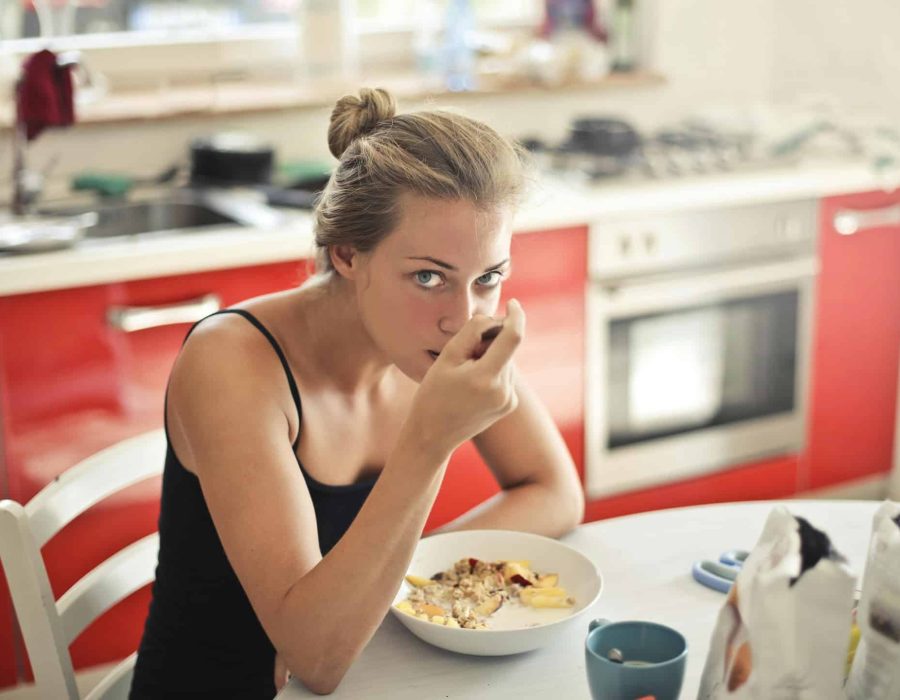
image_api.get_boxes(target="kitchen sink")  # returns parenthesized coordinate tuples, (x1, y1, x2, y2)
(84, 200, 238, 238)
(41, 197, 241, 239)
(36, 187, 293, 241)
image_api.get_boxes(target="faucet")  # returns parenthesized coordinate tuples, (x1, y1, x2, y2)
(10, 109, 39, 217)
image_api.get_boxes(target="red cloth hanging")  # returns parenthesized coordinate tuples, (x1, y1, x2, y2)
(16, 49, 75, 141)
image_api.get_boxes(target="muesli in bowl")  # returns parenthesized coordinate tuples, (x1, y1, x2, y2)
(395, 557, 575, 629)
(390, 529, 602, 656)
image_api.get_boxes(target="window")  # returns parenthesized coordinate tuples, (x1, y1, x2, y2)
(2, 0, 298, 41)
(356, 0, 541, 29)
(1, 0, 542, 42)
(0, 0, 545, 98)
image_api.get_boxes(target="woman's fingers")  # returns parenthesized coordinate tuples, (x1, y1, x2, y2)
(440, 314, 501, 364)
(478, 299, 525, 373)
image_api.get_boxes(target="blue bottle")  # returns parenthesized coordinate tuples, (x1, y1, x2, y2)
(441, 0, 476, 92)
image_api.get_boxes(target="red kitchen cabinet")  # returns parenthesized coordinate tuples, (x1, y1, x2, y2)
(805, 190, 900, 490)
(583, 454, 799, 522)
(0, 259, 309, 686)
(426, 226, 588, 530)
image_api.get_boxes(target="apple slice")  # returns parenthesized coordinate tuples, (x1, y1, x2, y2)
(502, 561, 536, 585)
(405, 574, 432, 588)
(394, 601, 415, 615)
(475, 594, 503, 617)
(519, 586, 567, 603)
(528, 595, 574, 609)
(535, 574, 559, 588)
(418, 603, 446, 618)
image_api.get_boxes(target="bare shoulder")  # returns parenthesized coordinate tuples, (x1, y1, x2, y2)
(166, 311, 298, 475)
(170, 311, 289, 396)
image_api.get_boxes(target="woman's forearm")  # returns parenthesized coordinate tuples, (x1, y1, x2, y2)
(271, 431, 450, 694)
(431, 478, 584, 539)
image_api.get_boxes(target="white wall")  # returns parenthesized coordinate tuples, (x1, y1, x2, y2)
(4, 0, 784, 199)
(771, 1, 900, 123)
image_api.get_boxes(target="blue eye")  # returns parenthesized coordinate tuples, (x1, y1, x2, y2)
(476, 271, 502, 288)
(415, 271, 443, 288)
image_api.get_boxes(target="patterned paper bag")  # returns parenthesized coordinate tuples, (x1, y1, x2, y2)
(698, 506, 856, 700)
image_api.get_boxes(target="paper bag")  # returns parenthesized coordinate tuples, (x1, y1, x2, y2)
(697, 506, 857, 699)
(845, 500, 900, 699)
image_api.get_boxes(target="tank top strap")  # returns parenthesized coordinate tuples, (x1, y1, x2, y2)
(185, 309, 303, 451)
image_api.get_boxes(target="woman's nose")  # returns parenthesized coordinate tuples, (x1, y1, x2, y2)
(438, 292, 484, 335)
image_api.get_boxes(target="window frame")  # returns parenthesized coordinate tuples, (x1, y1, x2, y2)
(0, 3, 543, 93)
(0, 1, 543, 54)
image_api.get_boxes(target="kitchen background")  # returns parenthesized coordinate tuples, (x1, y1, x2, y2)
(0, 0, 897, 189)
(1, 0, 900, 695)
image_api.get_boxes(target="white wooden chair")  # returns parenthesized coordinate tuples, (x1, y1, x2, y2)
(0, 429, 166, 699)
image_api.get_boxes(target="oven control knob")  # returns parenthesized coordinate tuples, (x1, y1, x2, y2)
(618, 235, 632, 257)
(643, 232, 657, 254)
(776, 216, 802, 241)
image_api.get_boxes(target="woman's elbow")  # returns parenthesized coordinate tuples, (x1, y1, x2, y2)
(543, 475, 584, 537)
(306, 678, 339, 696)
(292, 651, 352, 696)
(564, 489, 585, 533)
(559, 476, 585, 534)
(298, 666, 344, 696)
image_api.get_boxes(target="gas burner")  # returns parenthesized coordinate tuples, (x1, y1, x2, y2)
(528, 118, 765, 183)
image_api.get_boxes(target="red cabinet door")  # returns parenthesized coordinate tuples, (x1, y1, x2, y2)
(426, 226, 588, 530)
(805, 190, 900, 490)
(583, 454, 799, 522)
(0, 260, 308, 684)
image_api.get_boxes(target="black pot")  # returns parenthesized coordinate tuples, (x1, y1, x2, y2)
(566, 118, 641, 157)
(189, 133, 275, 187)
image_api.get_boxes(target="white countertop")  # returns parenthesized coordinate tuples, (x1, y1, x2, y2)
(2, 159, 897, 297)
(275, 499, 880, 699)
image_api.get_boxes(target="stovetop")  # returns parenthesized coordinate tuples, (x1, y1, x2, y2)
(524, 121, 785, 183)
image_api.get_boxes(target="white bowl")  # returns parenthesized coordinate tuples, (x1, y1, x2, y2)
(389, 529, 602, 656)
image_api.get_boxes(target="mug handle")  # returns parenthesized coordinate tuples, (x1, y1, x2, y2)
(589, 618, 611, 632)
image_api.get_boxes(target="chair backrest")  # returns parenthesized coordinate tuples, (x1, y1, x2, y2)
(0, 429, 166, 700)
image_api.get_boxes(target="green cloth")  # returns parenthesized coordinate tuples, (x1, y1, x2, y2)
(71, 172, 134, 198)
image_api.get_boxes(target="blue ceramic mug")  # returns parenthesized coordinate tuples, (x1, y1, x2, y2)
(584, 618, 687, 700)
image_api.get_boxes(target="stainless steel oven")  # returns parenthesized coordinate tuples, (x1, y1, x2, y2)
(585, 199, 819, 498)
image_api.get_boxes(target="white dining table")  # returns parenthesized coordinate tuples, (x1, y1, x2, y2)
(275, 499, 882, 699)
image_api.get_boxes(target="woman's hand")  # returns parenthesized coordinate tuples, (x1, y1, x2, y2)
(404, 298, 525, 460)
(274, 651, 290, 692)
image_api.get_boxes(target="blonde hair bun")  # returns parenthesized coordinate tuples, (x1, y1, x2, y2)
(328, 87, 397, 159)
(314, 91, 528, 275)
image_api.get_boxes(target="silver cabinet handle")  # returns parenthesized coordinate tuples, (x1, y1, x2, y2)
(833, 203, 900, 236)
(107, 293, 221, 333)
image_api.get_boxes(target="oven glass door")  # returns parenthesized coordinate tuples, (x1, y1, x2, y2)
(607, 289, 799, 449)
(585, 255, 817, 498)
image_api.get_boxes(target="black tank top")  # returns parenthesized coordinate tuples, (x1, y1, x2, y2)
(130, 309, 378, 699)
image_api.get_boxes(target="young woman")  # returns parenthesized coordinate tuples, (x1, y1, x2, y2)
(130, 88, 584, 698)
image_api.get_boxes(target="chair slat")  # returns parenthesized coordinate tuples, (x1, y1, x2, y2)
(58, 533, 159, 645)
(83, 653, 137, 700)
(0, 501, 78, 699)
(27, 429, 166, 547)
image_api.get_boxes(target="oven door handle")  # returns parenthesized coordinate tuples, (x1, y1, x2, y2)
(593, 257, 818, 318)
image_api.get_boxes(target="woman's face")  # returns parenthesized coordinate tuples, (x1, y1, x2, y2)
(353, 193, 513, 382)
